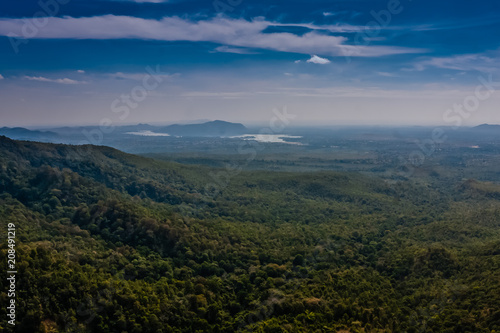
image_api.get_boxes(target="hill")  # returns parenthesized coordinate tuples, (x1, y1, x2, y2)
(158, 120, 247, 137)
(0, 127, 59, 141)
(473, 124, 500, 131)
(0, 136, 499, 332)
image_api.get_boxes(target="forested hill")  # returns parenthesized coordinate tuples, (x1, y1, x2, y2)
(1, 136, 499, 332)
(0, 127, 60, 141)
(0, 135, 202, 206)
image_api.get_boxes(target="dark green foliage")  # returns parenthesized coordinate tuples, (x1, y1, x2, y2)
(0, 136, 499, 332)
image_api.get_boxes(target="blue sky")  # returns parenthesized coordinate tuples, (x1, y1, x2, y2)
(0, 0, 500, 126)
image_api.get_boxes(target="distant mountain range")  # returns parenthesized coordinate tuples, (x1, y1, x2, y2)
(0, 127, 60, 141)
(474, 124, 500, 130)
(0, 121, 248, 143)
(155, 120, 247, 137)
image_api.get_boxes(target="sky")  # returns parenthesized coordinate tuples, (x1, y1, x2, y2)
(0, 0, 500, 127)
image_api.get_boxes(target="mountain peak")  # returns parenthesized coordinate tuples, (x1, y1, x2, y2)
(474, 124, 500, 130)
(159, 120, 247, 137)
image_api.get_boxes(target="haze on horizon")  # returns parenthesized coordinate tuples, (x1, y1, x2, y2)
(0, 0, 500, 127)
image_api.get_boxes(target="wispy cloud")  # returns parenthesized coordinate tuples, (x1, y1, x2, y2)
(182, 91, 252, 99)
(213, 46, 258, 54)
(272, 85, 489, 99)
(273, 21, 373, 34)
(107, 0, 168, 2)
(0, 15, 426, 58)
(23, 76, 87, 84)
(0, 74, 4, 80)
(307, 55, 330, 64)
(376, 71, 398, 77)
(409, 17, 500, 32)
(130, 0, 166, 2)
(110, 72, 146, 80)
(109, 71, 176, 81)
(412, 49, 500, 73)
(176, 83, 495, 100)
(321, 11, 361, 19)
(76, 70, 85, 74)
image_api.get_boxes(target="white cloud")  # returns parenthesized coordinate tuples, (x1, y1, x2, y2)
(24, 76, 86, 84)
(0, 74, 4, 80)
(77, 70, 85, 73)
(306, 55, 330, 65)
(0, 15, 426, 58)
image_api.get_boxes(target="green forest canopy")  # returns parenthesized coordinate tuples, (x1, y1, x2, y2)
(0, 136, 499, 332)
